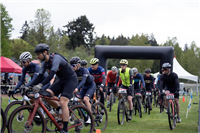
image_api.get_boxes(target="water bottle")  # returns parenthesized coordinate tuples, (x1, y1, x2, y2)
(58, 109, 62, 121)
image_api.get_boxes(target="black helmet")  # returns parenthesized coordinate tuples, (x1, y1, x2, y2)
(70, 57, 81, 65)
(80, 60, 87, 66)
(162, 63, 171, 69)
(34, 44, 49, 53)
(145, 68, 151, 73)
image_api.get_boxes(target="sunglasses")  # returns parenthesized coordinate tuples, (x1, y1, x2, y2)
(21, 60, 28, 64)
(71, 64, 77, 67)
(36, 52, 42, 56)
(120, 64, 126, 66)
(163, 68, 168, 71)
(133, 72, 137, 75)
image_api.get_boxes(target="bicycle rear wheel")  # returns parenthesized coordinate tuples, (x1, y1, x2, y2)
(117, 99, 125, 125)
(8, 105, 46, 133)
(137, 99, 142, 118)
(109, 93, 113, 112)
(1, 108, 6, 133)
(69, 104, 94, 133)
(148, 97, 150, 115)
(91, 102, 107, 131)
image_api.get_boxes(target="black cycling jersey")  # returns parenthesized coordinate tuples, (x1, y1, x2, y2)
(75, 67, 94, 90)
(160, 72, 179, 92)
(143, 74, 155, 91)
(14, 63, 48, 90)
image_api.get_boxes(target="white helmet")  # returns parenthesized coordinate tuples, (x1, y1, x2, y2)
(111, 66, 118, 71)
(19, 52, 32, 61)
(132, 67, 138, 73)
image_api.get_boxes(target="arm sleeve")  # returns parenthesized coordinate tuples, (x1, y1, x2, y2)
(77, 69, 88, 89)
(160, 75, 166, 90)
(151, 76, 155, 89)
(115, 70, 120, 85)
(129, 69, 133, 85)
(14, 69, 26, 90)
(106, 72, 109, 86)
(140, 74, 145, 87)
(175, 74, 180, 91)
(41, 70, 56, 85)
(25, 65, 40, 87)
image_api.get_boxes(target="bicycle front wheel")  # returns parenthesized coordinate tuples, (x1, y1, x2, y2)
(8, 105, 46, 133)
(117, 99, 125, 125)
(109, 93, 113, 112)
(148, 96, 150, 115)
(69, 104, 94, 133)
(137, 99, 142, 118)
(1, 108, 6, 133)
(167, 102, 174, 130)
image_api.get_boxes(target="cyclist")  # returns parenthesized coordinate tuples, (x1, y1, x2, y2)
(88, 58, 106, 106)
(106, 66, 118, 108)
(143, 68, 155, 110)
(132, 67, 145, 104)
(114, 59, 134, 120)
(80, 60, 88, 68)
(14, 52, 50, 91)
(71, 57, 95, 116)
(23, 44, 78, 133)
(160, 62, 181, 123)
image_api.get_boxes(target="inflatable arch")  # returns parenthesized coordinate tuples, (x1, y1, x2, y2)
(95, 45, 174, 74)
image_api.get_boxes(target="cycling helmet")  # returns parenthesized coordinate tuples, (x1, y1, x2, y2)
(145, 68, 151, 73)
(162, 62, 171, 69)
(80, 60, 88, 66)
(34, 44, 50, 53)
(111, 66, 118, 71)
(132, 67, 138, 73)
(90, 58, 99, 65)
(70, 57, 81, 65)
(19, 52, 32, 61)
(119, 59, 128, 65)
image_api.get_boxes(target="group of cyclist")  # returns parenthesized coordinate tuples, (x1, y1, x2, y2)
(13, 43, 181, 133)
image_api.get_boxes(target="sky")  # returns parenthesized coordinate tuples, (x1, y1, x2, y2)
(2, 0, 200, 49)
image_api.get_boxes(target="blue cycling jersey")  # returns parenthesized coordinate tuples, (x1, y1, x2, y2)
(134, 73, 145, 89)
(76, 67, 94, 90)
(88, 66, 105, 84)
(14, 63, 48, 90)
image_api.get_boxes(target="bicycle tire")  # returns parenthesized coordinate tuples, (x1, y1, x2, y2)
(92, 102, 108, 131)
(137, 99, 142, 118)
(109, 93, 113, 112)
(1, 108, 6, 133)
(168, 102, 174, 130)
(134, 98, 137, 116)
(70, 104, 94, 133)
(148, 96, 150, 115)
(8, 105, 46, 133)
(160, 99, 163, 113)
(5, 101, 23, 123)
(117, 99, 125, 125)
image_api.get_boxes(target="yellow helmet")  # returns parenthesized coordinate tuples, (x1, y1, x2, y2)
(90, 58, 99, 65)
(120, 59, 128, 65)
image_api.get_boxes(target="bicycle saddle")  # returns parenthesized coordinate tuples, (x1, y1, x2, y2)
(39, 90, 53, 97)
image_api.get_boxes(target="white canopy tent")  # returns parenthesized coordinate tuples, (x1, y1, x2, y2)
(153, 57, 199, 94)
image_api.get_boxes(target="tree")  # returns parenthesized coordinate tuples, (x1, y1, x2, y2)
(94, 35, 110, 46)
(1, 3, 14, 57)
(20, 21, 29, 41)
(46, 27, 60, 53)
(63, 15, 95, 49)
(30, 8, 52, 43)
(148, 33, 158, 46)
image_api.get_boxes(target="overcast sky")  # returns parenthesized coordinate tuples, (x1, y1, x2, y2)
(2, 0, 200, 49)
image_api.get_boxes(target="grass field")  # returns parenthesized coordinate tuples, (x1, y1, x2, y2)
(1, 94, 199, 133)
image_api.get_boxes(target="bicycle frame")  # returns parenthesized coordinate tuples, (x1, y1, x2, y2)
(26, 93, 83, 131)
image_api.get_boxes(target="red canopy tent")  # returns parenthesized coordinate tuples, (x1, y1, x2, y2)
(0, 56, 22, 74)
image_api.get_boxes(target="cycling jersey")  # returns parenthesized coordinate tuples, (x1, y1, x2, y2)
(160, 72, 179, 93)
(88, 66, 105, 84)
(116, 67, 133, 87)
(143, 74, 155, 91)
(106, 71, 117, 85)
(133, 73, 145, 89)
(75, 67, 94, 90)
(14, 63, 48, 90)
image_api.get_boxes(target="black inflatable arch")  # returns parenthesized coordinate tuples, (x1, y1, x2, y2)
(95, 45, 174, 74)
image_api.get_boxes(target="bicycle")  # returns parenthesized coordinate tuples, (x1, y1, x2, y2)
(106, 86, 116, 112)
(132, 89, 142, 118)
(117, 88, 130, 125)
(166, 93, 177, 130)
(7, 89, 94, 133)
(90, 87, 108, 131)
(143, 91, 152, 115)
(5, 89, 56, 132)
(1, 98, 6, 133)
(153, 89, 159, 107)
(159, 89, 166, 113)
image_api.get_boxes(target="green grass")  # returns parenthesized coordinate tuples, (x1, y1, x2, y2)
(1, 94, 199, 133)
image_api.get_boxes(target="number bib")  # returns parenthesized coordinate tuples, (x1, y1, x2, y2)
(119, 89, 127, 94)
